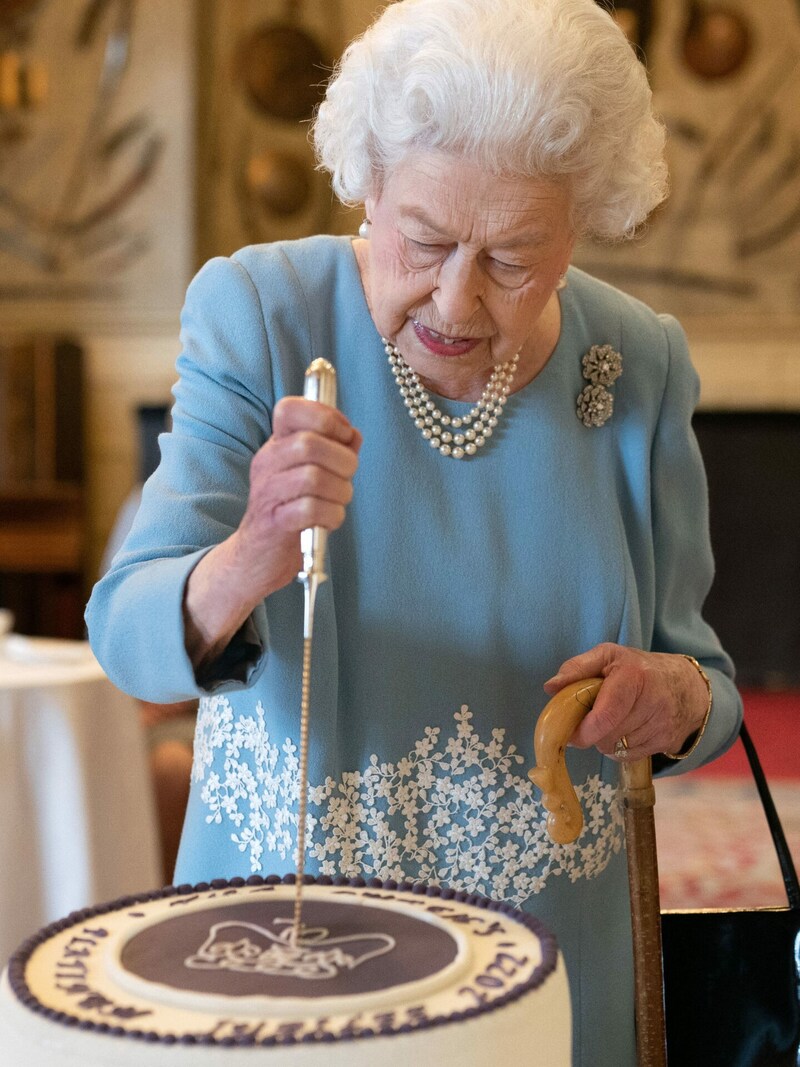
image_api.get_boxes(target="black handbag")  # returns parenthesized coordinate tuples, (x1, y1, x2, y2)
(661, 721, 800, 1067)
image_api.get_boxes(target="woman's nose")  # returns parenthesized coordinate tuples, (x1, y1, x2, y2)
(432, 250, 482, 324)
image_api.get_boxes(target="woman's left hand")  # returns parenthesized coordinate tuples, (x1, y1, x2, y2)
(543, 643, 710, 760)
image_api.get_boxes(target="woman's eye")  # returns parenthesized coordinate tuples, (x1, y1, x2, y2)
(402, 237, 445, 265)
(489, 257, 525, 272)
(485, 259, 530, 288)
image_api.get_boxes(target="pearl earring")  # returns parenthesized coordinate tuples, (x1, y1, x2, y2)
(556, 271, 568, 291)
(358, 218, 371, 239)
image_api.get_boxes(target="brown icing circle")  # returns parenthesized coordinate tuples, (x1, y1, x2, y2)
(120, 898, 459, 999)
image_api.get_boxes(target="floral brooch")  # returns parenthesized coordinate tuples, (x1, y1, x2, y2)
(577, 344, 622, 428)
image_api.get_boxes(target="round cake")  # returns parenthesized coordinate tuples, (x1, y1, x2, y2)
(0, 875, 571, 1065)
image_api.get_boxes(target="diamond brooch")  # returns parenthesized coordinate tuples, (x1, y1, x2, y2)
(577, 344, 622, 428)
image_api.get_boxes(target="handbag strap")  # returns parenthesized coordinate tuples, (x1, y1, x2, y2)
(738, 720, 800, 909)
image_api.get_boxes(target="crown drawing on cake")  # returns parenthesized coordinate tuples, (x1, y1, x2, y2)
(184, 919, 396, 980)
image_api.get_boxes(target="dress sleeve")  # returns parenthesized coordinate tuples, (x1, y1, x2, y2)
(649, 314, 742, 775)
(85, 255, 277, 702)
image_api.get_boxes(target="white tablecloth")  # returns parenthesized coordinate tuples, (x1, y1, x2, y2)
(0, 637, 160, 965)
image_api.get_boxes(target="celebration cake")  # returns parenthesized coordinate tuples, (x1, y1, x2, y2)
(0, 874, 571, 1065)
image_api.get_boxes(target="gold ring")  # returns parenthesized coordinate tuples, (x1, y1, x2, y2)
(614, 736, 629, 758)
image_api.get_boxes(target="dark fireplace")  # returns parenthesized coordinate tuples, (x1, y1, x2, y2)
(693, 411, 800, 689)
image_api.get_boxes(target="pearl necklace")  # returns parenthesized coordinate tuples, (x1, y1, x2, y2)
(381, 337, 520, 459)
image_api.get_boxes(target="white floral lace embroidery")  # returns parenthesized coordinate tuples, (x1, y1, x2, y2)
(192, 697, 624, 906)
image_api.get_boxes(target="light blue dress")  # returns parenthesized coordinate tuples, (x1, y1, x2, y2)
(86, 236, 742, 1067)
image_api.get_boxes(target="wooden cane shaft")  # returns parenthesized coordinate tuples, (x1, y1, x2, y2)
(530, 682, 669, 1066)
(623, 773, 667, 1067)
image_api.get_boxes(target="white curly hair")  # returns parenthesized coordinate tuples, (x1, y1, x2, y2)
(313, 0, 668, 240)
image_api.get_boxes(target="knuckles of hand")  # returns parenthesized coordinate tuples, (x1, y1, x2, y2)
(288, 431, 326, 463)
(257, 427, 359, 479)
(273, 396, 351, 440)
(295, 463, 329, 497)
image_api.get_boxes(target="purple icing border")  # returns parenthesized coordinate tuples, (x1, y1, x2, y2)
(7, 874, 560, 1050)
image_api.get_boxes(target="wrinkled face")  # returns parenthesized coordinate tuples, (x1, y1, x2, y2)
(362, 150, 575, 399)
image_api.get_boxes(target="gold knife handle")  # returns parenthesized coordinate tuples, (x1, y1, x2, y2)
(299, 358, 337, 580)
(528, 678, 603, 844)
(303, 356, 337, 407)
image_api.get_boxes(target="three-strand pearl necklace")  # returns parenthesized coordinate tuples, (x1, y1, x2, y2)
(382, 337, 520, 459)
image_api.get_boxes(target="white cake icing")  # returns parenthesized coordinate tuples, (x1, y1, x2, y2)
(0, 876, 571, 1065)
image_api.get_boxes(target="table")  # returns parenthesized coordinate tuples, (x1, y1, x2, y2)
(0, 635, 160, 965)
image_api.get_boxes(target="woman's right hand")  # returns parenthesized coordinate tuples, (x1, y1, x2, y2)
(183, 396, 362, 669)
(236, 396, 362, 594)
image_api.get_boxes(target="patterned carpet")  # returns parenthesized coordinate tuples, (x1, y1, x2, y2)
(656, 776, 800, 909)
(655, 690, 800, 910)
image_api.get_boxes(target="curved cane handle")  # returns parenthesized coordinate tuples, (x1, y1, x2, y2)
(528, 678, 603, 844)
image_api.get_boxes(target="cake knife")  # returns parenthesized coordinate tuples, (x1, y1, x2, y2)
(292, 357, 337, 946)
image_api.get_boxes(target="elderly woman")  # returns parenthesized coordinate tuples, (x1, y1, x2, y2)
(87, 0, 742, 1062)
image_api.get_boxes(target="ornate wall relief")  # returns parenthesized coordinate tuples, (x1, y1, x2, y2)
(577, 0, 800, 339)
(0, 0, 194, 331)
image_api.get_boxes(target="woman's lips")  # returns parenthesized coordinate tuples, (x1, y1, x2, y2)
(412, 320, 481, 357)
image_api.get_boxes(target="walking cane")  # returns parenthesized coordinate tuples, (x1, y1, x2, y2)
(528, 679, 668, 1067)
